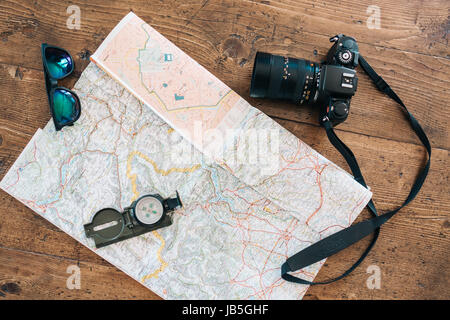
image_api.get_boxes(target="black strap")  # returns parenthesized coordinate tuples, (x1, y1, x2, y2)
(281, 55, 431, 285)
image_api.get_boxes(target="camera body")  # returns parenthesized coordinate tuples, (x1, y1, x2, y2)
(250, 34, 360, 126)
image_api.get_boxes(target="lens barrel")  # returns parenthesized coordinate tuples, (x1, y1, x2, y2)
(250, 52, 320, 105)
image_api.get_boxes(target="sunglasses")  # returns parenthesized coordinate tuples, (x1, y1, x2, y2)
(41, 43, 81, 131)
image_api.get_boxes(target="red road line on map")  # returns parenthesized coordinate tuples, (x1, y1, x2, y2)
(4, 141, 38, 190)
(257, 218, 297, 298)
(319, 224, 348, 234)
(305, 165, 327, 225)
(220, 183, 318, 298)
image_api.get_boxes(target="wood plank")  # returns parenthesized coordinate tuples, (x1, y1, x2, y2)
(1, 118, 448, 299)
(0, 64, 49, 138)
(0, 0, 449, 148)
(0, 0, 447, 64)
(0, 189, 108, 266)
(0, 247, 161, 299)
(0, 41, 449, 151)
(306, 216, 450, 299)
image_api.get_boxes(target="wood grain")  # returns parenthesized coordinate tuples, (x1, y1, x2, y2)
(0, 118, 448, 299)
(0, 0, 448, 148)
(0, 0, 448, 300)
(0, 247, 161, 299)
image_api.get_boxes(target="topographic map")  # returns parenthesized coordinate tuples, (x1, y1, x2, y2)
(0, 12, 371, 299)
(91, 12, 371, 233)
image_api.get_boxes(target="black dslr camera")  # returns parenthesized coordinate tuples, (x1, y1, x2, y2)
(250, 34, 431, 286)
(250, 34, 359, 126)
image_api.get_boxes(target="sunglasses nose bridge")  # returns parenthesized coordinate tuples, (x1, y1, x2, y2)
(49, 77, 58, 87)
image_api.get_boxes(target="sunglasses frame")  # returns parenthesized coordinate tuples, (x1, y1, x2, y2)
(41, 43, 81, 131)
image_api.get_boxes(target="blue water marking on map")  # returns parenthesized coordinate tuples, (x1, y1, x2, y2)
(200, 159, 238, 211)
(174, 94, 184, 101)
(61, 164, 68, 185)
(164, 53, 173, 61)
(36, 194, 61, 206)
(162, 83, 168, 87)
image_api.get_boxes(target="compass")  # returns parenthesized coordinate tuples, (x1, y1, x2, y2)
(84, 191, 182, 248)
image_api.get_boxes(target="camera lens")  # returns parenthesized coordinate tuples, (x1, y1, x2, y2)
(250, 52, 320, 105)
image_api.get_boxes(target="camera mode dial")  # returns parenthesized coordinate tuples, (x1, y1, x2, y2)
(337, 50, 353, 65)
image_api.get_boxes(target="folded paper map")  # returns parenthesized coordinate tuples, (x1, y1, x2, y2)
(0, 12, 371, 299)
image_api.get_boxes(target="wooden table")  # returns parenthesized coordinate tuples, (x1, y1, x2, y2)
(0, 0, 448, 300)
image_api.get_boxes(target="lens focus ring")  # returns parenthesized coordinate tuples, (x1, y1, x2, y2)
(250, 52, 320, 105)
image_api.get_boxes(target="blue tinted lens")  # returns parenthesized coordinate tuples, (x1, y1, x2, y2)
(52, 89, 80, 125)
(45, 47, 73, 78)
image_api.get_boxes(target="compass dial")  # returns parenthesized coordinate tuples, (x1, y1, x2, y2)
(134, 196, 164, 225)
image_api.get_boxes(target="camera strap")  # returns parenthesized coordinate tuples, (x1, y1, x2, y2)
(281, 55, 431, 285)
